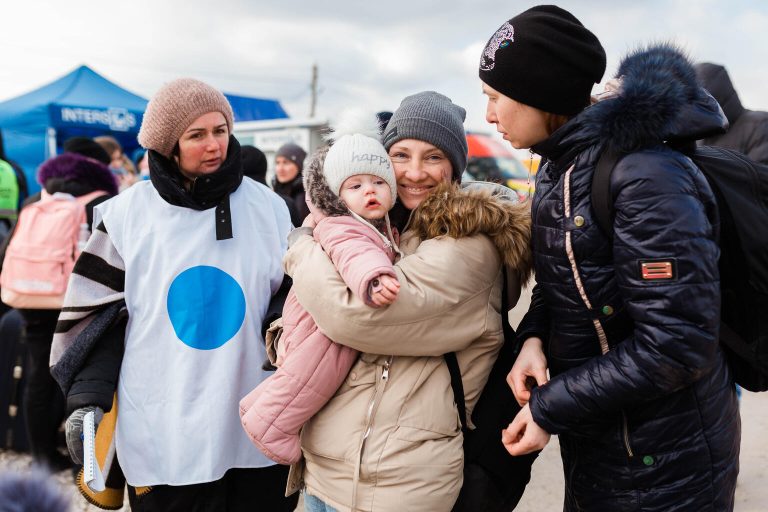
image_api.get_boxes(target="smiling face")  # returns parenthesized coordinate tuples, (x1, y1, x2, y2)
(388, 139, 452, 210)
(176, 111, 229, 178)
(339, 174, 393, 220)
(482, 82, 549, 150)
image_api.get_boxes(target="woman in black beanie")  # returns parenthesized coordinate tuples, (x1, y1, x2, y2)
(481, 5, 739, 511)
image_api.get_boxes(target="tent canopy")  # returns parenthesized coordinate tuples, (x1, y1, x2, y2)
(226, 93, 288, 123)
(0, 65, 148, 189)
(0, 65, 288, 191)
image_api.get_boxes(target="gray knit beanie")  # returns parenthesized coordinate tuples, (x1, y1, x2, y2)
(382, 91, 468, 180)
(138, 78, 234, 159)
(275, 143, 307, 172)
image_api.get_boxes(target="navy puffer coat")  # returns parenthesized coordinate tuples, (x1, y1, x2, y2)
(516, 45, 740, 511)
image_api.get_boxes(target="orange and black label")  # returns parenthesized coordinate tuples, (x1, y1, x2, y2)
(639, 259, 677, 280)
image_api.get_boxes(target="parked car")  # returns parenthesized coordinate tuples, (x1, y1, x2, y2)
(464, 132, 537, 200)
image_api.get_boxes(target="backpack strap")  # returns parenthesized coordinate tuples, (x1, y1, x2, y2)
(74, 190, 109, 206)
(445, 267, 512, 433)
(591, 148, 624, 238)
(444, 351, 468, 433)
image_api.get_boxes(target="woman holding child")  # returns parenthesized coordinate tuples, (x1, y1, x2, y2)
(281, 91, 533, 512)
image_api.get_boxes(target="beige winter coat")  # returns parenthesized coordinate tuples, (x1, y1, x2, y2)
(283, 183, 532, 512)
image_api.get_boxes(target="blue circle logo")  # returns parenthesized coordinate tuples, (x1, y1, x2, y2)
(167, 266, 246, 350)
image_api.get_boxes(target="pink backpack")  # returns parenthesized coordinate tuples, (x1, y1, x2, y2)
(1, 190, 107, 309)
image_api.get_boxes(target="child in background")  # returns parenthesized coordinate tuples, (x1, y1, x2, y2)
(240, 119, 400, 465)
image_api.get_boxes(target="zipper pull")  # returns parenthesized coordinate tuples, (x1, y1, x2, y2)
(382, 358, 391, 382)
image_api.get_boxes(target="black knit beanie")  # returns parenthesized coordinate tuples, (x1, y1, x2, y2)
(62, 136, 112, 165)
(479, 5, 606, 115)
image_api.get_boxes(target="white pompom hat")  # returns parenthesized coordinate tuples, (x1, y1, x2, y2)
(323, 133, 397, 201)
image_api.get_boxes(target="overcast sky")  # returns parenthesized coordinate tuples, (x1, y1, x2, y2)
(1, 0, 766, 137)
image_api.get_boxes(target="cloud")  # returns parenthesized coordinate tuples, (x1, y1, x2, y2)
(1, 0, 767, 140)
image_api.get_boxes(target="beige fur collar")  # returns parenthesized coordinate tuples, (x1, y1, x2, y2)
(409, 182, 533, 284)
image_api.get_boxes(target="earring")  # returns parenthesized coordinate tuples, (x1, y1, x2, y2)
(527, 149, 534, 199)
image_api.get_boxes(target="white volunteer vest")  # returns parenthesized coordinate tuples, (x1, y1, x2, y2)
(96, 179, 290, 486)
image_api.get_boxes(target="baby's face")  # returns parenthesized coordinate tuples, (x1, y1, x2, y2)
(339, 174, 393, 220)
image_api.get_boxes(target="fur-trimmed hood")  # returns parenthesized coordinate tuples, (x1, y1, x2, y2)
(409, 181, 533, 285)
(303, 144, 350, 217)
(37, 152, 118, 196)
(565, 44, 728, 154)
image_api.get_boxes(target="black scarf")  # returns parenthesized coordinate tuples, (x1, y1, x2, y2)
(148, 135, 243, 240)
(272, 174, 304, 198)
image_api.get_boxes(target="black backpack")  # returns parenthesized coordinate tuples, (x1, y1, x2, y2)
(446, 269, 538, 512)
(592, 144, 768, 392)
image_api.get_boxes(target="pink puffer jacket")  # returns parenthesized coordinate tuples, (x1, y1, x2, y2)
(240, 215, 396, 465)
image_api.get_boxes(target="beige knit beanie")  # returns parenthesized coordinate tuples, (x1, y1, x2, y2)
(138, 78, 235, 158)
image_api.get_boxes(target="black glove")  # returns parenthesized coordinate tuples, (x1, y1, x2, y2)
(65, 406, 104, 465)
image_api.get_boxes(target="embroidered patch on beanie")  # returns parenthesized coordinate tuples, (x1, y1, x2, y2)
(480, 22, 515, 71)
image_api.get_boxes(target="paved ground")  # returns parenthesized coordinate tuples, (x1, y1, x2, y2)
(513, 390, 768, 512)
(2, 284, 766, 510)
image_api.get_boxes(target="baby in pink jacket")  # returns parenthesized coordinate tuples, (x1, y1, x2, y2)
(240, 128, 400, 465)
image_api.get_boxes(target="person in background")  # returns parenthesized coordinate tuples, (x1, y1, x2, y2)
(62, 136, 111, 166)
(94, 135, 138, 191)
(695, 62, 768, 164)
(272, 142, 310, 226)
(133, 147, 150, 180)
(51, 78, 296, 511)
(376, 111, 393, 134)
(241, 144, 268, 185)
(93, 135, 124, 170)
(0, 152, 117, 471)
(243, 144, 298, 222)
(479, 6, 740, 511)
(0, 131, 28, 242)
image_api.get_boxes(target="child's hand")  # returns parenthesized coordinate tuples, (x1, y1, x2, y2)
(370, 275, 400, 306)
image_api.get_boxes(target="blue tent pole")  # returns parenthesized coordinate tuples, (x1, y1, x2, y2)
(46, 127, 57, 160)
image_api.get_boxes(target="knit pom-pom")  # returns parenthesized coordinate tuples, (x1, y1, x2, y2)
(323, 109, 382, 144)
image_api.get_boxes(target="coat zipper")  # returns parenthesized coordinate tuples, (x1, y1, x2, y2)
(563, 165, 633, 458)
(622, 412, 634, 457)
(352, 356, 393, 508)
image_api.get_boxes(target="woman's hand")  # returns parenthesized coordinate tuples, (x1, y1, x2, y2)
(301, 214, 317, 229)
(507, 337, 548, 406)
(501, 403, 551, 456)
(370, 275, 400, 306)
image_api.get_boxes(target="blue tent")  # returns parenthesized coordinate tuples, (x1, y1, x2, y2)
(0, 65, 147, 191)
(0, 65, 289, 192)
(226, 93, 288, 123)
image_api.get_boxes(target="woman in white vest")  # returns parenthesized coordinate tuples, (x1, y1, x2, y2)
(51, 78, 297, 511)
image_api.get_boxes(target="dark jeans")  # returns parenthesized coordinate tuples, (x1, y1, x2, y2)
(127, 465, 299, 512)
(20, 309, 66, 467)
